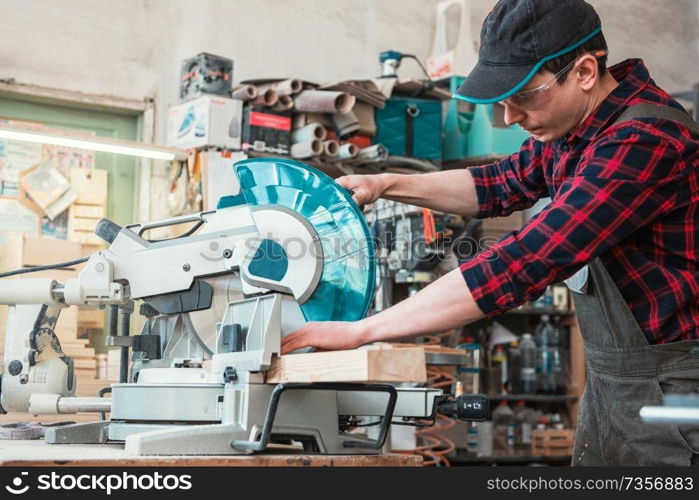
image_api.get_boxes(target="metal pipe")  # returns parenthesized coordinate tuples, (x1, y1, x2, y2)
(640, 405, 699, 424)
(0, 279, 59, 306)
(57, 397, 112, 414)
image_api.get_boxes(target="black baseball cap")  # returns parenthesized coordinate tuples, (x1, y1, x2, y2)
(454, 0, 602, 104)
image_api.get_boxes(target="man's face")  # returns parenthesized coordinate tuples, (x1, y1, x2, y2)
(500, 66, 591, 142)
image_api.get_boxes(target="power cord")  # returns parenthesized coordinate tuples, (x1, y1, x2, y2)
(0, 257, 89, 279)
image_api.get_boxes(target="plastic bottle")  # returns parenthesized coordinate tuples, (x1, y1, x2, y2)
(519, 333, 537, 394)
(456, 337, 482, 394)
(543, 286, 554, 307)
(513, 400, 534, 453)
(507, 340, 521, 393)
(492, 345, 508, 393)
(492, 400, 515, 455)
(467, 423, 479, 455)
(550, 319, 567, 395)
(535, 315, 555, 394)
(477, 421, 493, 456)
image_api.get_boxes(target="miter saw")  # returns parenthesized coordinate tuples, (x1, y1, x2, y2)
(0, 158, 487, 455)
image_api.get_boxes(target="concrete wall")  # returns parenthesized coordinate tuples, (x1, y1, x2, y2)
(1, 0, 698, 218)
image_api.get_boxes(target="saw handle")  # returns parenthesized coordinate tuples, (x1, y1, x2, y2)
(231, 383, 397, 452)
(125, 211, 215, 239)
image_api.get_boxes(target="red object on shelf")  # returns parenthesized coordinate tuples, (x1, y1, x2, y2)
(346, 134, 372, 149)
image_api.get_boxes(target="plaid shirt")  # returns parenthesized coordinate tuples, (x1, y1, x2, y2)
(461, 59, 699, 344)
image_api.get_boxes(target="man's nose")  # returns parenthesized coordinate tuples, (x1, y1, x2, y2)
(502, 103, 526, 126)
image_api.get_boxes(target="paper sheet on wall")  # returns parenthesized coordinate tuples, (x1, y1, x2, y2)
(0, 119, 96, 196)
(20, 162, 78, 220)
(202, 151, 246, 211)
(0, 198, 39, 236)
(0, 140, 42, 197)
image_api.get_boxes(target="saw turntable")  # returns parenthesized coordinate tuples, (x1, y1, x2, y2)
(0, 158, 485, 455)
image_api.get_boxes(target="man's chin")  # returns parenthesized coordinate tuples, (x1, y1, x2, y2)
(526, 129, 560, 143)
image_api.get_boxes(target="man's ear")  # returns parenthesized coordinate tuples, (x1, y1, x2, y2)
(576, 55, 599, 91)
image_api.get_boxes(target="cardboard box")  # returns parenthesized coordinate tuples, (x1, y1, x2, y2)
(167, 96, 243, 150)
(200, 150, 245, 211)
(241, 106, 291, 155)
(0, 235, 82, 271)
(180, 52, 233, 102)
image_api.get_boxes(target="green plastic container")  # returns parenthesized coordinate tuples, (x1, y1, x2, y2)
(443, 76, 529, 161)
(374, 96, 442, 160)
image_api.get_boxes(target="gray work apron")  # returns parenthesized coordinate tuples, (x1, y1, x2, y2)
(570, 258, 699, 465)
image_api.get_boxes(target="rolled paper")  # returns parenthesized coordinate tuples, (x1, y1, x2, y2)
(291, 139, 323, 159)
(338, 142, 359, 159)
(292, 122, 327, 143)
(322, 140, 340, 158)
(294, 90, 356, 114)
(332, 110, 360, 137)
(251, 88, 279, 107)
(272, 94, 294, 112)
(231, 85, 257, 101)
(256, 78, 303, 96)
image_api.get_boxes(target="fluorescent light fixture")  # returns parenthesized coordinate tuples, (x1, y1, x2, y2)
(0, 125, 187, 161)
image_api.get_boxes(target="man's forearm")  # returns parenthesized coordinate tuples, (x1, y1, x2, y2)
(377, 170, 480, 217)
(359, 268, 485, 343)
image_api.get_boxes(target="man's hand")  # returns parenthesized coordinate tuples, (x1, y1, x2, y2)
(336, 174, 387, 206)
(281, 320, 368, 354)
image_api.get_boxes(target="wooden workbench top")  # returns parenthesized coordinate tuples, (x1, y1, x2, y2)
(0, 440, 422, 467)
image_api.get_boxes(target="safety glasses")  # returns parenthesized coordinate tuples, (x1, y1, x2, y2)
(500, 50, 608, 109)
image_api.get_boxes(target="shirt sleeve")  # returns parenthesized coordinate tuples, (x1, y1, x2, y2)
(461, 130, 683, 317)
(468, 137, 548, 219)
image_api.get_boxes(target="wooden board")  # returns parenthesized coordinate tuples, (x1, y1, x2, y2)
(265, 347, 426, 383)
(70, 168, 108, 206)
(0, 441, 423, 467)
(372, 342, 466, 355)
(72, 204, 105, 219)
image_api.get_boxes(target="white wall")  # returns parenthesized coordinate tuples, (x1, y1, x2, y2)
(469, 0, 699, 94)
(1, 0, 698, 218)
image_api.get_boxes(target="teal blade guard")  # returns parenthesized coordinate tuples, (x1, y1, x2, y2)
(223, 157, 376, 322)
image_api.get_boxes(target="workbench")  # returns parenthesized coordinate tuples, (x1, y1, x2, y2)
(0, 440, 422, 467)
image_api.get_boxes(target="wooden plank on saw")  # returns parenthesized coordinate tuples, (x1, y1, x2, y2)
(265, 347, 426, 383)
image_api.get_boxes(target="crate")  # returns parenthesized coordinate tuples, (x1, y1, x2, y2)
(532, 429, 575, 457)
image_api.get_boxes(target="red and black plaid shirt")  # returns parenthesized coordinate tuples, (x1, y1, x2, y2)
(461, 59, 699, 344)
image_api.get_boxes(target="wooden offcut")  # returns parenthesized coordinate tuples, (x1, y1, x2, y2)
(265, 347, 426, 383)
